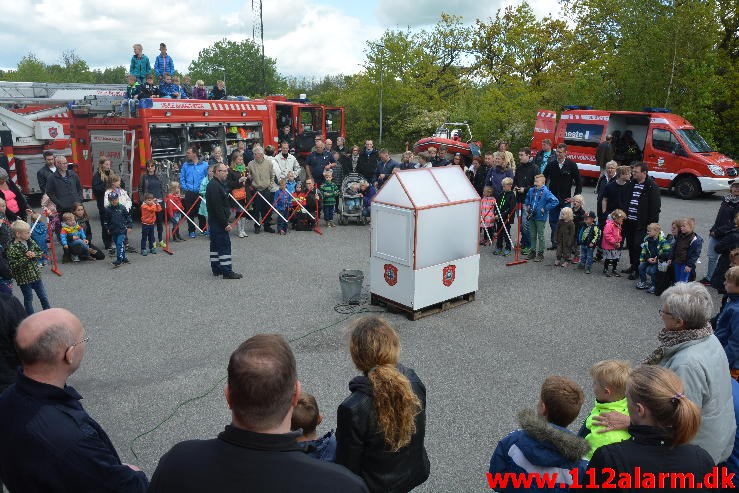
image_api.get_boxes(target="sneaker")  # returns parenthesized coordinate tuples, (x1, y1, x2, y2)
(502, 249, 511, 256)
(520, 247, 531, 256)
(200, 230, 209, 236)
(493, 249, 502, 255)
(636, 281, 648, 289)
(126, 245, 138, 253)
(585, 267, 591, 274)
(527, 250, 536, 260)
(189, 232, 197, 239)
(612, 271, 622, 278)
(534, 252, 544, 262)
(141, 249, 149, 256)
(150, 248, 157, 254)
(647, 286, 655, 294)
(71, 255, 80, 262)
(222, 271, 243, 279)
(122, 258, 131, 264)
(572, 256, 580, 264)
(699, 277, 712, 286)
(238, 230, 247, 238)
(604, 271, 612, 277)
(111, 261, 121, 268)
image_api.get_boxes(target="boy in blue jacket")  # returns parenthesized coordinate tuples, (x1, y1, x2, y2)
(488, 376, 589, 492)
(524, 174, 559, 263)
(103, 193, 133, 267)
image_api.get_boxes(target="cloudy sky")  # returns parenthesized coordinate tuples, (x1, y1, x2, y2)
(1, 0, 561, 78)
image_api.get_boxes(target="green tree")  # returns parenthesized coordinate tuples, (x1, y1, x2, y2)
(187, 39, 282, 97)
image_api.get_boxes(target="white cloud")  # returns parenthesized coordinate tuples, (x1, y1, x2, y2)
(376, 0, 564, 26)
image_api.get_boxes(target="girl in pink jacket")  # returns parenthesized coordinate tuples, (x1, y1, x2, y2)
(480, 186, 496, 246)
(602, 209, 626, 277)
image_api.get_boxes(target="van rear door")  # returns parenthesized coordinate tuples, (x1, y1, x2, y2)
(532, 109, 557, 152)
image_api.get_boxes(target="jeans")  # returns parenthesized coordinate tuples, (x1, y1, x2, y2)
(549, 204, 562, 245)
(362, 206, 371, 217)
(579, 245, 595, 268)
(323, 204, 335, 221)
(529, 219, 547, 253)
(19, 280, 51, 315)
(67, 239, 89, 256)
(209, 222, 233, 275)
(706, 235, 719, 280)
(674, 263, 691, 283)
(639, 262, 658, 285)
(277, 210, 288, 232)
(113, 233, 126, 263)
(141, 224, 156, 250)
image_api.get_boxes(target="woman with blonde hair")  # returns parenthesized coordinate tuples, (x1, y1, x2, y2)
(336, 317, 430, 492)
(588, 365, 714, 487)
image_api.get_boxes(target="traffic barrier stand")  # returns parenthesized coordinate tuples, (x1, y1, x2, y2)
(255, 191, 288, 226)
(229, 193, 259, 229)
(313, 188, 322, 235)
(506, 202, 527, 267)
(169, 197, 203, 233)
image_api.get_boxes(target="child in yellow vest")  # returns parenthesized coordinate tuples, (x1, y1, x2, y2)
(581, 359, 631, 459)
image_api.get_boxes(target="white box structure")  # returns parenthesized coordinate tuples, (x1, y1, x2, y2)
(370, 166, 480, 312)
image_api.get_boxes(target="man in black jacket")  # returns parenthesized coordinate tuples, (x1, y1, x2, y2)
(514, 148, 538, 254)
(36, 150, 56, 194)
(149, 334, 368, 493)
(206, 164, 242, 279)
(543, 144, 582, 249)
(44, 156, 82, 214)
(621, 162, 661, 278)
(0, 308, 149, 492)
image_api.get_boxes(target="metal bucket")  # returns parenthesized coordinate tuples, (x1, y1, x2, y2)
(339, 269, 364, 303)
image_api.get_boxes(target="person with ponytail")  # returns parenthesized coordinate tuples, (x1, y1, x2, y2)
(588, 366, 714, 489)
(336, 316, 430, 492)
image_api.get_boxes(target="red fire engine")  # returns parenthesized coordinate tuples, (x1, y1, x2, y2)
(532, 106, 737, 199)
(0, 82, 344, 203)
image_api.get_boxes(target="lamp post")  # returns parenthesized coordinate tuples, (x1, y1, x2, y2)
(377, 43, 384, 147)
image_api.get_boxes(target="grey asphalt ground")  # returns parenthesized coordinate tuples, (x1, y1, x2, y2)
(9, 183, 727, 492)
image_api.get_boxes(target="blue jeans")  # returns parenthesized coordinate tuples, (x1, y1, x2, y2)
(362, 206, 371, 217)
(323, 204, 334, 221)
(19, 280, 51, 315)
(277, 209, 288, 232)
(68, 239, 89, 256)
(674, 263, 691, 283)
(579, 245, 595, 268)
(113, 233, 127, 263)
(141, 224, 155, 250)
(639, 262, 658, 284)
(549, 204, 563, 245)
(209, 222, 233, 275)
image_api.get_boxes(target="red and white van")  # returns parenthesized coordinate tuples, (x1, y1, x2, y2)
(532, 107, 737, 199)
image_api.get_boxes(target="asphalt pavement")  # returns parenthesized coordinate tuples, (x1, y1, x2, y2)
(10, 184, 727, 492)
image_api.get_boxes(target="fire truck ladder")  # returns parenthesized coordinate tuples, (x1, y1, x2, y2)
(0, 81, 126, 102)
(123, 130, 137, 192)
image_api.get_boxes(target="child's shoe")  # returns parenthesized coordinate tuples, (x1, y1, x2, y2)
(158, 241, 167, 248)
(150, 248, 157, 254)
(71, 255, 80, 262)
(122, 258, 131, 264)
(493, 249, 502, 255)
(141, 249, 149, 256)
(534, 252, 544, 262)
(111, 260, 122, 268)
(189, 232, 197, 238)
(502, 249, 511, 256)
(612, 270, 622, 278)
(572, 256, 580, 264)
(585, 266, 591, 274)
(635, 281, 648, 289)
(554, 259, 561, 266)
(647, 285, 655, 294)
(126, 245, 138, 253)
(526, 250, 536, 260)
(521, 247, 531, 256)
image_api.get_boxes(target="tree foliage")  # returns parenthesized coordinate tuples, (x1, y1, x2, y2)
(0, 51, 126, 84)
(187, 38, 282, 97)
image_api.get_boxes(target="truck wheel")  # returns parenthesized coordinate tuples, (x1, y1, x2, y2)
(673, 176, 701, 200)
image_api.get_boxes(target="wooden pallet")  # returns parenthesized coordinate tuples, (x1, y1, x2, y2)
(370, 292, 476, 321)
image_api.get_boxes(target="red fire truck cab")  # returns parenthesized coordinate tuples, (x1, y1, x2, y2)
(532, 107, 737, 199)
(68, 96, 344, 203)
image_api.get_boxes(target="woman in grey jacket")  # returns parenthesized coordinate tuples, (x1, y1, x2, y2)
(594, 282, 735, 464)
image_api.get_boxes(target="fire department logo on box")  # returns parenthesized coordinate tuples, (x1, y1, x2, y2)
(48, 127, 58, 138)
(384, 264, 398, 286)
(442, 265, 456, 286)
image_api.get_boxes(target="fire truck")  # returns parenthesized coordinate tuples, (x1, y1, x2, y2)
(0, 82, 345, 203)
(532, 106, 738, 199)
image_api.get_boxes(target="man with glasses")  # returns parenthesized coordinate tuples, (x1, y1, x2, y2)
(207, 164, 242, 279)
(0, 308, 148, 492)
(543, 143, 582, 250)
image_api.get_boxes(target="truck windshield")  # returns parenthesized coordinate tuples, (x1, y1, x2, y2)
(677, 129, 713, 153)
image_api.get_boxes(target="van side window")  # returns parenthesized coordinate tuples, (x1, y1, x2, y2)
(563, 123, 603, 148)
(652, 128, 678, 153)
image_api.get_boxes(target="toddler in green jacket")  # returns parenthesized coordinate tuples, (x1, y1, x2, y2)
(581, 359, 631, 460)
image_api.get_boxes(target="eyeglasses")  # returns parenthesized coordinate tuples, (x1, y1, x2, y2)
(658, 309, 672, 317)
(69, 337, 89, 349)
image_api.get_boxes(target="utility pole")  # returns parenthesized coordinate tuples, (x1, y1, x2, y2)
(252, 0, 265, 95)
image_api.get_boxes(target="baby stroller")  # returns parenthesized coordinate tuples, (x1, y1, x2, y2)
(337, 173, 366, 225)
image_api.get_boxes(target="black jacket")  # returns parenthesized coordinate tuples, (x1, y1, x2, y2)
(103, 204, 132, 236)
(0, 370, 149, 492)
(471, 164, 490, 197)
(0, 293, 24, 390)
(138, 173, 166, 201)
(711, 227, 739, 291)
(149, 425, 367, 493)
(626, 176, 661, 231)
(544, 159, 582, 203)
(357, 149, 379, 182)
(45, 170, 83, 212)
(710, 196, 739, 238)
(92, 170, 112, 211)
(336, 364, 430, 493)
(205, 178, 231, 229)
(0, 179, 28, 221)
(36, 165, 55, 194)
(513, 161, 537, 202)
(588, 425, 714, 492)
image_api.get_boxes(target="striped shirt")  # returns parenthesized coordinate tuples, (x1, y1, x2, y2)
(627, 182, 644, 220)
